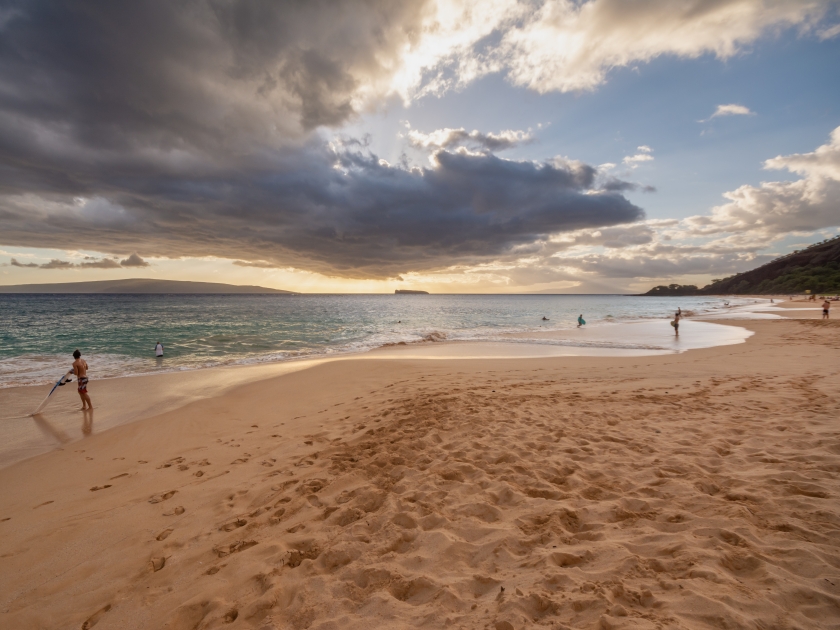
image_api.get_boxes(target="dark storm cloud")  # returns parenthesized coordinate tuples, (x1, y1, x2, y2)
(119, 253, 149, 267)
(8, 256, 120, 269)
(599, 178, 657, 194)
(0, 0, 644, 278)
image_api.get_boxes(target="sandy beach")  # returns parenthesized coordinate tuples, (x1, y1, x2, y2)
(1, 311, 839, 629)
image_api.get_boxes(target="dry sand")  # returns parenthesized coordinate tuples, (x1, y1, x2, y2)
(1, 314, 839, 629)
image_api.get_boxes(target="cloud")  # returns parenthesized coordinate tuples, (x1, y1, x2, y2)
(0, 147, 644, 278)
(233, 260, 282, 269)
(623, 146, 655, 168)
(817, 22, 840, 39)
(551, 248, 771, 279)
(407, 128, 533, 152)
(120, 253, 149, 267)
(492, 1, 829, 93)
(687, 125, 840, 236)
(8, 256, 121, 269)
(623, 153, 654, 166)
(700, 103, 756, 121)
(0, 0, 833, 283)
(711, 104, 754, 118)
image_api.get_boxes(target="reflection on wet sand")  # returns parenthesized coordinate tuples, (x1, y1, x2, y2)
(82, 409, 93, 436)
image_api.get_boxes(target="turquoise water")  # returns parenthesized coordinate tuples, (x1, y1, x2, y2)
(0, 293, 758, 387)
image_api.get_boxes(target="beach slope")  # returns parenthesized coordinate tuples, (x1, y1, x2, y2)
(0, 318, 839, 629)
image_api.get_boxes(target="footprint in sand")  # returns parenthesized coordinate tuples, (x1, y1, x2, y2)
(156, 529, 173, 541)
(0, 517, 10, 522)
(220, 518, 247, 532)
(205, 565, 223, 575)
(213, 540, 257, 557)
(149, 556, 166, 572)
(33, 501, 54, 509)
(80, 603, 111, 629)
(89, 485, 112, 492)
(109, 473, 129, 480)
(163, 506, 185, 516)
(194, 470, 204, 477)
(149, 491, 177, 504)
(224, 608, 239, 623)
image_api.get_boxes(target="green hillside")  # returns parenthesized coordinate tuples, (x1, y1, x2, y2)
(644, 235, 840, 296)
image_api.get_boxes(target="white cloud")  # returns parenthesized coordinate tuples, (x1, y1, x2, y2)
(384, 1, 831, 104)
(406, 127, 533, 152)
(817, 22, 840, 39)
(688, 126, 840, 236)
(637, 145, 652, 153)
(486, 0, 828, 94)
(711, 103, 755, 118)
(623, 153, 654, 166)
(764, 126, 840, 180)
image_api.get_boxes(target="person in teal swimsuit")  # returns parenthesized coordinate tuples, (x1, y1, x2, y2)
(577, 314, 585, 328)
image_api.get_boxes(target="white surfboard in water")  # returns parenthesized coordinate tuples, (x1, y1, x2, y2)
(31, 371, 73, 415)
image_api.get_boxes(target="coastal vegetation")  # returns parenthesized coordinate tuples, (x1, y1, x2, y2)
(645, 235, 840, 295)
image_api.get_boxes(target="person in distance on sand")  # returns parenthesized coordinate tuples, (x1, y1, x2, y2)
(72, 349, 93, 410)
(823, 299, 831, 319)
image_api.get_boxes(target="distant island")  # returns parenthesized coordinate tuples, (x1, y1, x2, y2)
(395, 289, 429, 295)
(644, 235, 840, 296)
(0, 278, 296, 294)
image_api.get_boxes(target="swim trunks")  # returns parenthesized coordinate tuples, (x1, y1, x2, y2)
(78, 377, 89, 394)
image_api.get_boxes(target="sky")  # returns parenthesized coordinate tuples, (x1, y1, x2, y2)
(1, 0, 839, 294)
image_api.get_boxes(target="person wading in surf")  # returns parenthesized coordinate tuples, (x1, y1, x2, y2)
(72, 349, 93, 410)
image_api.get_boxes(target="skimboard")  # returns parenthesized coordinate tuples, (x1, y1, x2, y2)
(31, 371, 73, 415)
(670, 320, 677, 327)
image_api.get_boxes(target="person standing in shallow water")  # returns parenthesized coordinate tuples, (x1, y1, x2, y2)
(155, 341, 164, 357)
(72, 349, 93, 410)
(577, 314, 585, 328)
(673, 312, 680, 336)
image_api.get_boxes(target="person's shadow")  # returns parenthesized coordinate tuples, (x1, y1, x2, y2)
(31, 414, 71, 444)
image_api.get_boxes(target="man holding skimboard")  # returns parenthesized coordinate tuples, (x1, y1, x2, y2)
(72, 349, 93, 410)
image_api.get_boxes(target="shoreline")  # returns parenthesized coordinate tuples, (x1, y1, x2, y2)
(0, 294, 775, 390)
(1, 313, 838, 628)
(0, 316, 756, 470)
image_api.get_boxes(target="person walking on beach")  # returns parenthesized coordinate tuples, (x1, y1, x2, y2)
(577, 314, 586, 328)
(72, 349, 93, 410)
(823, 299, 831, 319)
(155, 341, 164, 357)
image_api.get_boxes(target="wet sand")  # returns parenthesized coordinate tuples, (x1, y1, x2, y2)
(0, 320, 750, 470)
(0, 312, 839, 629)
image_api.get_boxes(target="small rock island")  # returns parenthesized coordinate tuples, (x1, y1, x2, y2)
(395, 289, 429, 294)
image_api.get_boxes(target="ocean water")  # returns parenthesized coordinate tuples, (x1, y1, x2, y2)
(0, 293, 762, 387)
